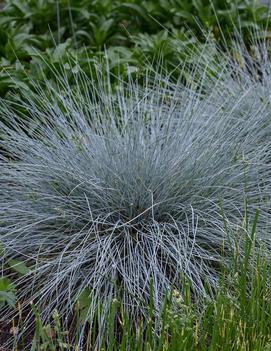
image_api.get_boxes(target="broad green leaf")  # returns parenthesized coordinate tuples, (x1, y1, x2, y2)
(0, 277, 13, 291)
(0, 290, 16, 308)
(77, 287, 92, 309)
(8, 259, 30, 275)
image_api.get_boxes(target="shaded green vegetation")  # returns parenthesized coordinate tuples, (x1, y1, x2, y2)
(0, 0, 270, 96)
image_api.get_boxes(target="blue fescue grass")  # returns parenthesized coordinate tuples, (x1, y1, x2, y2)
(0, 40, 270, 346)
(4, 225, 271, 350)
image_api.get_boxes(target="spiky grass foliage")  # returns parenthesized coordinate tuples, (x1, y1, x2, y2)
(184, 32, 271, 109)
(0, 58, 270, 343)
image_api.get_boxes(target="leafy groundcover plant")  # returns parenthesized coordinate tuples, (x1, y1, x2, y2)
(0, 51, 270, 347)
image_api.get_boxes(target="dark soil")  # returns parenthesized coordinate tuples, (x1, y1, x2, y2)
(0, 320, 14, 351)
(0, 317, 33, 351)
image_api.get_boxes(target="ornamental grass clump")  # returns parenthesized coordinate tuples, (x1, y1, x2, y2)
(188, 36, 271, 117)
(0, 62, 270, 337)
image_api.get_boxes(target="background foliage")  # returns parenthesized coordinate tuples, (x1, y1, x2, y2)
(0, 0, 271, 96)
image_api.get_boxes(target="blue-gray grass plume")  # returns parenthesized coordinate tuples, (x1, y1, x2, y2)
(0, 56, 270, 337)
